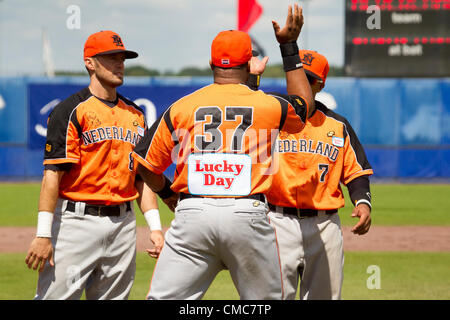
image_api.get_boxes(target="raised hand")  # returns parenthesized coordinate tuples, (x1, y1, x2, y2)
(272, 4, 304, 44)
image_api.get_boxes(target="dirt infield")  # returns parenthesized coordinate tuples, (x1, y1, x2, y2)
(1, 226, 449, 253)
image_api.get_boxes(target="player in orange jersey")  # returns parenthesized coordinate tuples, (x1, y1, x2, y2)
(25, 31, 164, 300)
(133, 5, 314, 299)
(266, 50, 373, 299)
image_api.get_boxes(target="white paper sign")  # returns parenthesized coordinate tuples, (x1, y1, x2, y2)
(188, 153, 252, 196)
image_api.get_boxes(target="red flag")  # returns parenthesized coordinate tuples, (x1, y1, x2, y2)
(238, 0, 263, 33)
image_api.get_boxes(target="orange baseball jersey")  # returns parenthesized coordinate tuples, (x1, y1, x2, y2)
(43, 87, 146, 205)
(133, 83, 309, 196)
(266, 101, 373, 209)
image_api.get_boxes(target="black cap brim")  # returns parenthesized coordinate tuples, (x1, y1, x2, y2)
(95, 49, 138, 59)
(304, 69, 323, 82)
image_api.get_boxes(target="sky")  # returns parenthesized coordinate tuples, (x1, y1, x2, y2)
(0, 0, 345, 76)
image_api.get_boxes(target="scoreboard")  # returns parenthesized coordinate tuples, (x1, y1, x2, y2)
(344, 0, 450, 77)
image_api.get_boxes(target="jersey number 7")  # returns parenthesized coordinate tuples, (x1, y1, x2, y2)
(318, 163, 329, 182)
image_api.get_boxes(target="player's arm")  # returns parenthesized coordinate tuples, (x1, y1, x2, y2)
(347, 175, 372, 235)
(248, 58, 309, 135)
(136, 166, 178, 213)
(272, 4, 314, 117)
(133, 109, 179, 212)
(25, 169, 64, 272)
(341, 118, 374, 235)
(135, 178, 164, 258)
(25, 97, 81, 271)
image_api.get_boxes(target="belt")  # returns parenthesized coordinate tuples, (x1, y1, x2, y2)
(66, 201, 131, 217)
(268, 203, 337, 219)
(179, 193, 266, 202)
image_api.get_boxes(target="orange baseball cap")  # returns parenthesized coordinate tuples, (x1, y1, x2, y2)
(84, 30, 138, 60)
(299, 50, 329, 84)
(211, 30, 253, 68)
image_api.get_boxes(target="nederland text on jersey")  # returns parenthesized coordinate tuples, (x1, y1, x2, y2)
(276, 137, 342, 162)
(81, 126, 143, 146)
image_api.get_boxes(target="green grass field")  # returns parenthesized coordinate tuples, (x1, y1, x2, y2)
(1, 252, 449, 300)
(0, 182, 449, 300)
(1, 183, 450, 226)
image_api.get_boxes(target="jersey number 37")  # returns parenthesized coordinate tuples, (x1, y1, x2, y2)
(194, 106, 254, 152)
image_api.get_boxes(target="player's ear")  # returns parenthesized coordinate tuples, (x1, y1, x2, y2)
(85, 57, 95, 74)
(209, 60, 214, 71)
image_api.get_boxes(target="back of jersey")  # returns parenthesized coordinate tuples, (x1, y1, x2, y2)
(133, 83, 307, 197)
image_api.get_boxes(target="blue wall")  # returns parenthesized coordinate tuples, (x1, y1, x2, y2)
(0, 76, 448, 180)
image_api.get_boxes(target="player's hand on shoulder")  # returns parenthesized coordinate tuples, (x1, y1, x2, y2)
(25, 237, 54, 272)
(351, 203, 372, 235)
(272, 4, 304, 44)
(146, 230, 164, 259)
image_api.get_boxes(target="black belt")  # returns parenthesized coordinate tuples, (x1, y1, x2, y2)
(66, 201, 131, 217)
(179, 193, 266, 202)
(268, 203, 337, 219)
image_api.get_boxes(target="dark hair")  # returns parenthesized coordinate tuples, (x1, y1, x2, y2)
(211, 62, 248, 70)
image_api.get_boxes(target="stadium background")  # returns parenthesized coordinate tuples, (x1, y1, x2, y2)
(0, 76, 449, 180)
(0, 0, 448, 180)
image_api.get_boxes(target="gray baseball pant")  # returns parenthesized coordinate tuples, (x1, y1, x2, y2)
(34, 198, 136, 300)
(147, 197, 283, 300)
(268, 210, 344, 300)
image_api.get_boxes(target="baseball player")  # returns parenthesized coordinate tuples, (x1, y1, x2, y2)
(24, 30, 164, 300)
(265, 50, 373, 299)
(132, 5, 313, 299)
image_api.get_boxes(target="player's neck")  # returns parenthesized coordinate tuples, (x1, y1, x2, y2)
(213, 68, 247, 85)
(89, 78, 117, 101)
(214, 78, 245, 85)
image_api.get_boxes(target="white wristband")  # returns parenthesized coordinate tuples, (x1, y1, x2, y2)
(36, 211, 54, 238)
(356, 199, 372, 211)
(144, 209, 162, 231)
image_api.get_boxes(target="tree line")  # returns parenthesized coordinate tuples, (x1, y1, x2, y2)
(55, 64, 344, 77)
